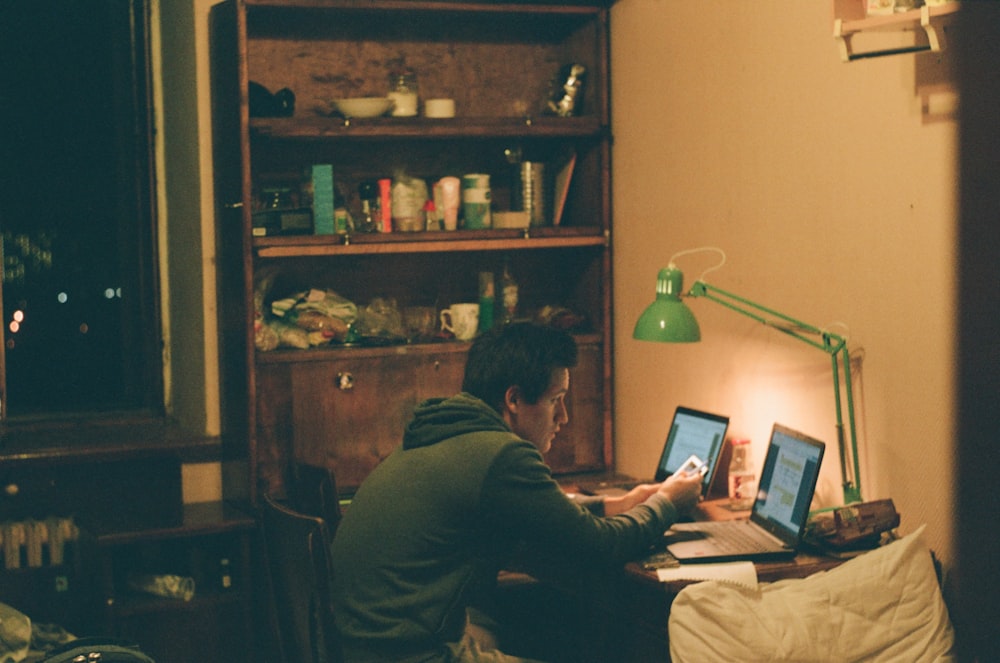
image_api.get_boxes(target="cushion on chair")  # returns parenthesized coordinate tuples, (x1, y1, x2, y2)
(668, 524, 955, 662)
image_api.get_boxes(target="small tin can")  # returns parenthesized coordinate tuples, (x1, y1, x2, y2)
(461, 174, 492, 229)
(515, 162, 545, 227)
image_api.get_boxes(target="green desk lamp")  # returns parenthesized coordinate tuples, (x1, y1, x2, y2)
(633, 248, 863, 505)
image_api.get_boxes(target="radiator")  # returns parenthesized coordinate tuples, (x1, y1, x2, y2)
(1, 517, 79, 570)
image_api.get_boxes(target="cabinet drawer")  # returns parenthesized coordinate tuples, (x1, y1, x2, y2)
(257, 348, 466, 495)
(257, 340, 605, 497)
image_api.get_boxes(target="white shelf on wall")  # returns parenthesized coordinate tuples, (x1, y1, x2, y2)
(833, 2, 960, 62)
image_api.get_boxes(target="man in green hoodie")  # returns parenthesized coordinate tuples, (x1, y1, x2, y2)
(330, 322, 702, 662)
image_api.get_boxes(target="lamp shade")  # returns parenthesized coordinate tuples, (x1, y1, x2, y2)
(632, 267, 701, 343)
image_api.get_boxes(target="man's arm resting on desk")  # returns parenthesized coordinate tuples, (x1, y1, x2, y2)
(567, 484, 660, 516)
(569, 482, 682, 517)
(603, 483, 663, 516)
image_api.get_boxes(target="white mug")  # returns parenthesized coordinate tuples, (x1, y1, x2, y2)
(440, 303, 479, 341)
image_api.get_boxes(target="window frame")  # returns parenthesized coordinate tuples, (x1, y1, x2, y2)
(0, 0, 163, 425)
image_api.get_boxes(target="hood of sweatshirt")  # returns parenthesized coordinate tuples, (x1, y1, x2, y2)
(402, 392, 512, 450)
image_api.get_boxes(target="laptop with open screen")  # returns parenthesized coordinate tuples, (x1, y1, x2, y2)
(664, 423, 825, 563)
(580, 406, 729, 496)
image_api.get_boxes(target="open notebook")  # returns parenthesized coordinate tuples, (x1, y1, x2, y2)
(664, 423, 825, 563)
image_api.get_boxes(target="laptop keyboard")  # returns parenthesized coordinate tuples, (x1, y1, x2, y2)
(695, 521, 780, 554)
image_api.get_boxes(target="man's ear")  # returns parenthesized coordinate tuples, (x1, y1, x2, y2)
(503, 385, 521, 413)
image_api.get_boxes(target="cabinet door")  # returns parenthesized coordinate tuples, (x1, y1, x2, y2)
(289, 355, 414, 493)
(257, 340, 603, 496)
(263, 347, 466, 495)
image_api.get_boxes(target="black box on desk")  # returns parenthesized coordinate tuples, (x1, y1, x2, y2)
(251, 208, 312, 236)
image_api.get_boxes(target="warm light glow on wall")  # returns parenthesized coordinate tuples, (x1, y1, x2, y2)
(704, 331, 848, 508)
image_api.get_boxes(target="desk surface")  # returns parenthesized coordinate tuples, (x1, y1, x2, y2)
(625, 547, 843, 589)
(627, 497, 844, 587)
(506, 490, 847, 662)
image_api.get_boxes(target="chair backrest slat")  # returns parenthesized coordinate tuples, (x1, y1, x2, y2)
(260, 492, 341, 663)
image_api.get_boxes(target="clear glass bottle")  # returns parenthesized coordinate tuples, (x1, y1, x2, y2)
(501, 261, 518, 324)
(727, 439, 757, 510)
(358, 180, 378, 232)
(388, 68, 418, 117)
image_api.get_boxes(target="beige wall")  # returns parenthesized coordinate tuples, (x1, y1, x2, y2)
(611, 0, 957, 564)
(156, 0, 221, 437)
(159, 0, 225, 502)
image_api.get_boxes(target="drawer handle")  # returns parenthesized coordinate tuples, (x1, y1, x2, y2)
(336, 372, 355, 391)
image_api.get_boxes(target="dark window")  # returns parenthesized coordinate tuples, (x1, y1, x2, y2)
(0, 0, 161, 421)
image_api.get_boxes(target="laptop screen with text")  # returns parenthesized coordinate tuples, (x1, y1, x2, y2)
(654, 406, 729, 492)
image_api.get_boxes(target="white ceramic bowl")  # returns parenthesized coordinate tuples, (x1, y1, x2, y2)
(332, 97, 394, 118)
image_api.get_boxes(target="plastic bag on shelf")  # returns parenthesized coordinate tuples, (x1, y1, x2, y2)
(270, 288, 358, 344)
(353, 297, 405, 341)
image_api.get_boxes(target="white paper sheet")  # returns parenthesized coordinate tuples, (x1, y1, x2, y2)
(656, 561, 758, 589)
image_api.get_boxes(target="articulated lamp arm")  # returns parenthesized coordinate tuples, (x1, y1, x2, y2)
(688, 280, 863, 504)
(630, 260, 863, 505)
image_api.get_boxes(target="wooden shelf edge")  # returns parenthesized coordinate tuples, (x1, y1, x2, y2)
(254, 229, 608, 257)
(250, 116, 605, 140)
(91, 501, 257, 544)
(244, 0, 609, 15)
(256, 331, 604, 364)
(0, 419, 222, 465)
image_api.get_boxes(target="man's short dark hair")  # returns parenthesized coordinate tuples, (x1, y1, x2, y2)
(462, 322, 578, 412)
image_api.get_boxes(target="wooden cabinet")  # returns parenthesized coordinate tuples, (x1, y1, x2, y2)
(0, 437, 255, 663)
(210, 0, 615, 504)
(92, 502, 257, 663)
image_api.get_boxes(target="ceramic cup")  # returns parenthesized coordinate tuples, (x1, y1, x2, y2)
(440, 303, 479, 341)
(424, 98, 456, 118)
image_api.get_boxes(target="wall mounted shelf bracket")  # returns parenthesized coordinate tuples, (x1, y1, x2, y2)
(835, 4, 955, 62)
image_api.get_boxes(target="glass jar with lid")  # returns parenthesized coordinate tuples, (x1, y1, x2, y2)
(388, 68, 418, 117)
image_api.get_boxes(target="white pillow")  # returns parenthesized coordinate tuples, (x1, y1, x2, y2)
(668, 525, 955, 662)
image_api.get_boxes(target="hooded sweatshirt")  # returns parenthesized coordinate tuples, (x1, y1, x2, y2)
(330, 393, 681, 663)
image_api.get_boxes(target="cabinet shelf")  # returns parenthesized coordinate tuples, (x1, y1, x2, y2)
(255, 332, 603, 365)
(254, 227, 608, 258)
(244, 0, 609, 13)
(90, 501, 255, 544)
(252, 116, 606, 140)
(112, 588, 246, 619)
(834, 2, 960, 61)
